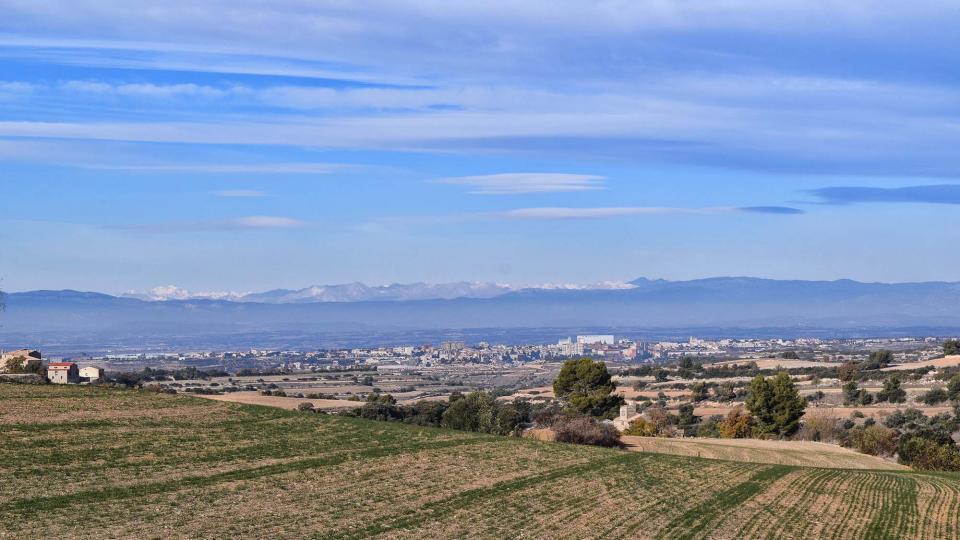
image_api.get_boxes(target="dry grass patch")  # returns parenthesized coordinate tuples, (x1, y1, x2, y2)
(621, 436, 906, 470)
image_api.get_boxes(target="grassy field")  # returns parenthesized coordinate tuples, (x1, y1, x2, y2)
(2, 385, 960, 539)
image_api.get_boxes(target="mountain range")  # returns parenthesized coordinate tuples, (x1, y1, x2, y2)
(119, 281, 637, 303)
(3, 277, 960, 352)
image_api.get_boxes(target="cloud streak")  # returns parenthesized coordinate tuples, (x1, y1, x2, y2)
(808, 185, 960, 205)
(436, 173, 605, 195)
(489, 206, 803, 220)
(105, 216, 306, 233)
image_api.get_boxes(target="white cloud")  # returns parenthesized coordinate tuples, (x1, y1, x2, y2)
(436, 173, 605, 195)
(107, 215, 307, 232)
(60, 80, 228, 98)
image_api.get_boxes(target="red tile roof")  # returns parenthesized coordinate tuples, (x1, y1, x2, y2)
(48, 362, 76, 368)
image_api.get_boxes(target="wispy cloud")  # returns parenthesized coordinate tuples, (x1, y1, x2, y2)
(81, 162, 347, 174)
(214, 190, 266, 198)
(436, 173, 605, 195)
(105, 216, 306, 233)
(807, 185, 960, 205)
(739, 206, 806, 215)
(490, 206, 803, 220)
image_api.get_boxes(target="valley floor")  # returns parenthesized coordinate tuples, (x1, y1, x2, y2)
(1, 384, 958, 539)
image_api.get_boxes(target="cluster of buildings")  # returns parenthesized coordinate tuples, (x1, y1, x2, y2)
(0, 348, 104, 384)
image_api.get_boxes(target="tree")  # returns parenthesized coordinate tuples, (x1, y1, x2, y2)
(689, 381, 709, 402)
(843, 381, 873, 406)
(863, 350, 894, 370)
(552, 358, 624, 418)
(359, 393, 403, 422)
(781, 351, 800, 359)
(441, 391, 496, 432)
(713, 382, 737, 402)
(948, 375, 960, 402)
(876, 376, 906, 404)
(718, 407, 754, 438)
(837, 362, 860, 382)
(745, 372, 806, 437)
(944, 339, 960, 356)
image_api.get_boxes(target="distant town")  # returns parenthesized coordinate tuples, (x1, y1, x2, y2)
(4, 334, 953, 384)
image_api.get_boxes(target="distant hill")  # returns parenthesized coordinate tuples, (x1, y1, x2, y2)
(2, 277, 960, 351)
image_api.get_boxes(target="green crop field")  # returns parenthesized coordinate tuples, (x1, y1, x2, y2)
(1, 385, 959, 539)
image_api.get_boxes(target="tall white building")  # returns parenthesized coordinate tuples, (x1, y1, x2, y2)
(577, 335, 615, 346)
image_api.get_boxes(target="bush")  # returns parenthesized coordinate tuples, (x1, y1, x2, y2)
(848, 425, 898, 457)
(899, 436, 960, 471)
(297, 402, 315, 412)
(552, 416, 623, 448)
(796, 410, 843, 443)
(863, 350, 894, 370)
(718, 407, 754, 439)
(875, 376, 906, 404)
(920, 388, 949, 406)
(622, 417, 657, 437)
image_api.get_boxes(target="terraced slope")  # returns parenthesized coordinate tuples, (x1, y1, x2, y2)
(1, 385, 958, 539)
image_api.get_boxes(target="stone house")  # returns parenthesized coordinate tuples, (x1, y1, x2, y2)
(48, 362, 80, 384)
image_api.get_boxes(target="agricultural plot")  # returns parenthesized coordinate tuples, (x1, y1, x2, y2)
(621, 436, 906, 470)
(2, 384, 959, 539)
(883, 355, 960, 371)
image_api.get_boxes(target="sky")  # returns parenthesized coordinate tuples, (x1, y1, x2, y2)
(2, 0, 960, 294)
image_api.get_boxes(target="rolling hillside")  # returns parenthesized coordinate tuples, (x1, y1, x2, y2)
(1, 384, 958, 539)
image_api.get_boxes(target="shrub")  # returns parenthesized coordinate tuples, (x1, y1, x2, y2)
(875, 376, 906, 404)
(863, 350, 894, 370)
(623, 417, 657, 437)
(920, 388, 948, 405)
(552, 416, 623, 448)
(848, 425, 898, 456)
(899, 436, 960, 471)
(297, 402, 315, 412)
(718, 407, 754, 439)
(796, 410, 843, 443)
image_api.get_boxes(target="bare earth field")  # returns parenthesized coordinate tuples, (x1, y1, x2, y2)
(883, 355, 960, 371)
(2, 384, 959, 539)
(198, 390, 361, 410)
(622, 436, 906, 470)
(706, 358, 843, 370)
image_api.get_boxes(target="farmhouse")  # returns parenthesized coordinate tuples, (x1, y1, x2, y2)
(79, 366, 105, 381)
(48, 362, 80, 384)
(0, 349, 42, 373)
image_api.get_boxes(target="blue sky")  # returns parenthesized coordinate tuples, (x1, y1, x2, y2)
(2, 1, 960, 293)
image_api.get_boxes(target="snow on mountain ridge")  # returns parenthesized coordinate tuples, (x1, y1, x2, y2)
(120, 280, 637, 303)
